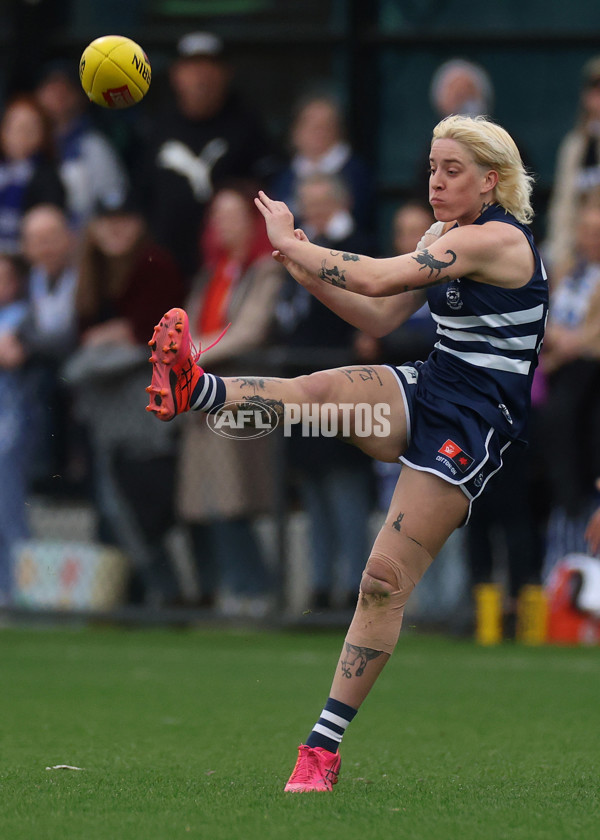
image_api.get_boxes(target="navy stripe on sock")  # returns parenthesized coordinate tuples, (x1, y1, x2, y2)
(305, 697, 358, 753)
(191, 373, 226, 413)
(326, 698, 358, 722)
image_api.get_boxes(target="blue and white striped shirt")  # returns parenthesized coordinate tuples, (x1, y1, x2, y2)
(422, 204, 548, 442)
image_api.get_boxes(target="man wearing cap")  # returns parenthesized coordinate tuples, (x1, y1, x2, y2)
(136, 31, 278, 284)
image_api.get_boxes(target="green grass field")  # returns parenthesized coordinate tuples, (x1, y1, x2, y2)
(0, 626, 598, 840)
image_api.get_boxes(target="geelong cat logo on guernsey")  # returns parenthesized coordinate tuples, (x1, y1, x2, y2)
(446, 279, 463, 310)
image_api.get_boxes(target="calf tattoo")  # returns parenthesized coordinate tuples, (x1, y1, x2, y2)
(340, 643, 383, 678)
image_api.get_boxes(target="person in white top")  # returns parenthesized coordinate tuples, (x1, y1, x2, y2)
(35, 63, 128, 230)
(270, 94, 375, 233)
(545, 56, 600, 276)
(20, 204, 78, 357)
(18, 204, 79, 488)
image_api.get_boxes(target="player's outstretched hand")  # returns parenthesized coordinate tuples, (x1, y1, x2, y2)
(273, 229, 315, 287)
(254, 191, 296, 252)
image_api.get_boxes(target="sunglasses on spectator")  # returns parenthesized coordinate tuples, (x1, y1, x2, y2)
(585, 77, 600, 89)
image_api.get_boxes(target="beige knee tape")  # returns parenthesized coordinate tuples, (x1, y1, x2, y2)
(345, 528, 433, 655)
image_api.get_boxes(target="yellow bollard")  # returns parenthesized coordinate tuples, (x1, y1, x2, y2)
(474, 583, 503, 645)
(516, 584, 548, 645)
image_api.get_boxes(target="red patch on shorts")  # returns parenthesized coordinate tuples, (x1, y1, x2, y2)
(439, 439, 461, 458)
(438, 439, 474, 473)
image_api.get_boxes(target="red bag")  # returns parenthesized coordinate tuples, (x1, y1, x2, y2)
(546, 555, 600, 645)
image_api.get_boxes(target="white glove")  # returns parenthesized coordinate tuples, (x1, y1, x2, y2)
(416, 220, 446, 251)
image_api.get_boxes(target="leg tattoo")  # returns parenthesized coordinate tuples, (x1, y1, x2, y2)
(340, 643, 383, 678)
(341, 367, 384, 386)
(392, 512, 404, 532)
(231, 377, 277, 391)
(237, 394, 285, 421)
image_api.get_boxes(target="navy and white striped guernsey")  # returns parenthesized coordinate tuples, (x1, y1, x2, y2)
(421, 204, 548, 443)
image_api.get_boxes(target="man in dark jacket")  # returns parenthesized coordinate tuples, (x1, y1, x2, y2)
(136, 32, 277, 284)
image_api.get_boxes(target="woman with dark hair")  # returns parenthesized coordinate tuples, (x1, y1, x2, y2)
(66, 197, 186, 606)
(175, 181, 284, 615)
(0, 95, 65, 253)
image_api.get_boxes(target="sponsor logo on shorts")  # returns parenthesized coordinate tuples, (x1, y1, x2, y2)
(435, 455, 457, 475)
(438, 439, 474, 473)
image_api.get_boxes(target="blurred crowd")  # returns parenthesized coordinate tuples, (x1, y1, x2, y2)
(0, 33, 599, 625)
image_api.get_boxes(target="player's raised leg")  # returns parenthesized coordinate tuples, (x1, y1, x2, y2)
(146, 307, 406, 462)
(146, 308, 204, 420)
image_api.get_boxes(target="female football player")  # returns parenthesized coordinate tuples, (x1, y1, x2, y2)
(146, 115, 547, 792)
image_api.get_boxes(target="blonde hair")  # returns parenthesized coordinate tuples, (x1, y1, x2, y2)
(432, 115, 534, 225)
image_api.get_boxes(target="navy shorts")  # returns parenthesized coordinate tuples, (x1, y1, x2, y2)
(386, 363, 513, 524)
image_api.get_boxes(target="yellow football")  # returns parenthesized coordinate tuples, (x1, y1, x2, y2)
(79, 35, 151, 109)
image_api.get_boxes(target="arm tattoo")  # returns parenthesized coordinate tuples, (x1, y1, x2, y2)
(340, 643, 383, 678)
(318, 260, 346, 288)
(392, 512, 404, 532)
(329, 250, 360, 263)
(341, 367, 384, 386)
(412, 248, 457, 280)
